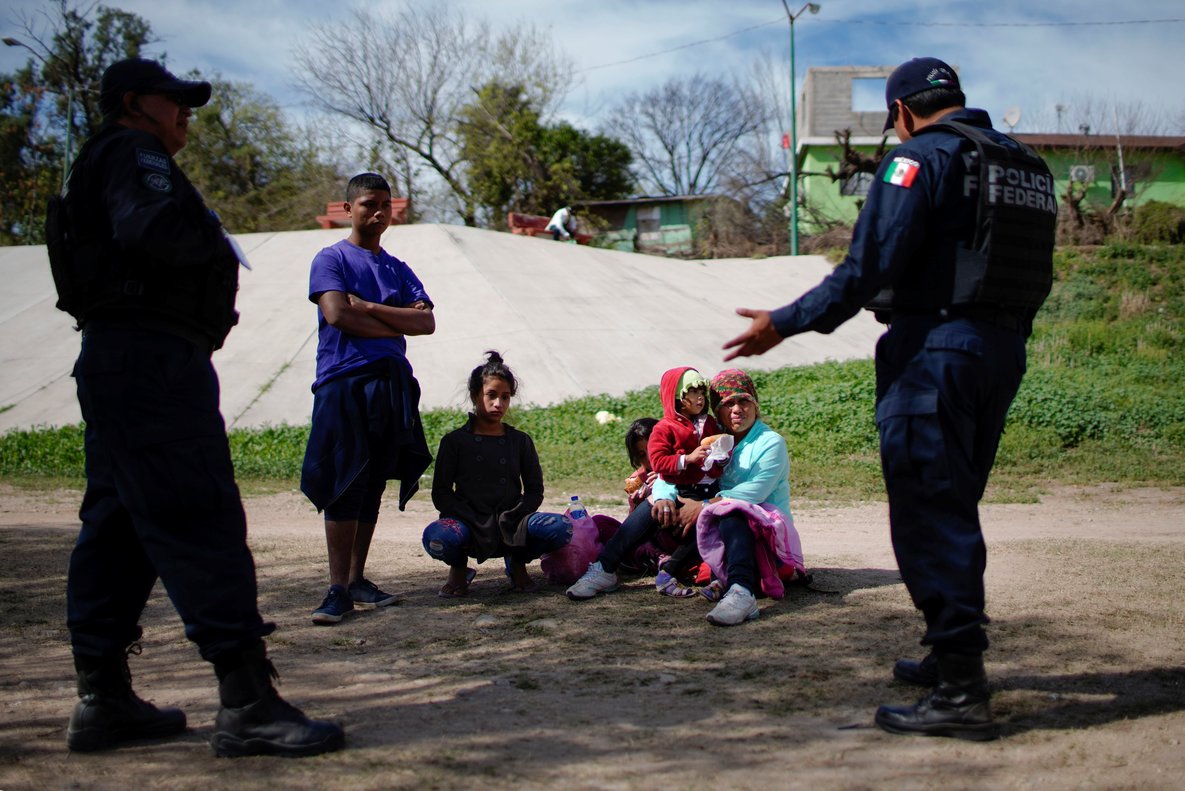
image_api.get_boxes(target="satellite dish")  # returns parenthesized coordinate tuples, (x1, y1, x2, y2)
(1002, 106, 1021, 132)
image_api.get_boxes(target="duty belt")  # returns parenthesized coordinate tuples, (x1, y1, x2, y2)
(887, 307, 1027, 333)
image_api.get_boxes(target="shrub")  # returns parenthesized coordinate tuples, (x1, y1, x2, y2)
(1128, 201, 1185, 245)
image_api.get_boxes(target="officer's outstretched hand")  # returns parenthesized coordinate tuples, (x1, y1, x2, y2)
(723, 308, 783, 361)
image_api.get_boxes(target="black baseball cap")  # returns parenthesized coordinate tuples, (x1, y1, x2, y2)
(883, 57, 959, 132)
(99, 58, 212, 116)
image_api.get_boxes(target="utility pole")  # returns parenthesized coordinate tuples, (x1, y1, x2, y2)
(781, 1, 820, 256)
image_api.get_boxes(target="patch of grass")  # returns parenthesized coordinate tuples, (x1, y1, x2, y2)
(2, 244, 1183, 500)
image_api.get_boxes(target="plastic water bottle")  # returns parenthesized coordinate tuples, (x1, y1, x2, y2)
(566, 495, 589, 522)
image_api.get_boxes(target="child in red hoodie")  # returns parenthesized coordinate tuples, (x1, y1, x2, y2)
(566, 367, 731, 602)
(647, 367, 728, 595)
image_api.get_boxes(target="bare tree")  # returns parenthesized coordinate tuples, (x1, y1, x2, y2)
(605, 74, 769, 197)
(291, 3, 572, 225)
(1026, 95, 1173, 137)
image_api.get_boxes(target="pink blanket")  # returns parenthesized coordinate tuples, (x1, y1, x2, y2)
(696, 500, 805, 599)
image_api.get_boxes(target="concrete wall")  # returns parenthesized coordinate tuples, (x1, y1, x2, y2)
(0, 225, 883, 432)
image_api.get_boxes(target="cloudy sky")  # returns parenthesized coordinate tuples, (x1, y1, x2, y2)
(4, 0, 1183, 137)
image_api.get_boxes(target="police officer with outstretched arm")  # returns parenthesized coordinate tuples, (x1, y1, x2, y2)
(52, 57, 343, 756)
(722, 57, 1056, 740)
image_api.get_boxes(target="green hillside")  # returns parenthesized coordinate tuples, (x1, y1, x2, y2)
(3, 243, 1183, 503)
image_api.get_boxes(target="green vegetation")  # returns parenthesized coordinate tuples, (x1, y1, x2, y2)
(2, 244, 1183, 502)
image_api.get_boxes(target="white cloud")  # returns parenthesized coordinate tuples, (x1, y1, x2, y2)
(3, 0, 1183, 133)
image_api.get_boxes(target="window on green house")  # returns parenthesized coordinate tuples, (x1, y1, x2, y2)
(637, 206, 661, 234)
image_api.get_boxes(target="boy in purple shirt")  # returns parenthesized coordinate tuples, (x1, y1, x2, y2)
(301, 173, 435, 625)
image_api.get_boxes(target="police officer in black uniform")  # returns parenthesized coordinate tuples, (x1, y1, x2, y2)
(56, 58, 344, 756)
(721, 57, 1056, 740)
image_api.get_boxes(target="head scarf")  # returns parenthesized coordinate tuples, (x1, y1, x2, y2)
(710, 369, 758, 410)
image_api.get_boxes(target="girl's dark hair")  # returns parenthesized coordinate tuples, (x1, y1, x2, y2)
(625, 417, 658, 468)
(467, 350, 517, 400)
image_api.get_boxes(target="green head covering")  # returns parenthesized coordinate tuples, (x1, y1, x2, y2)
(677, 369, 708, 400)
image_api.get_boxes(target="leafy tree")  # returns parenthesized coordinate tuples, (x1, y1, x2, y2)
(10, 1, 156, 144)
(177, 78, 344, 232)
(457, 82, 633, 226)
(0, 68, 57, 244)
(540, 123, 634, 206)
(1, 1, 154, 244)
(293, 3, 574, 225)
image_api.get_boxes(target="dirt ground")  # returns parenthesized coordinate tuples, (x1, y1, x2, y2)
(2, 482, 1184, 790)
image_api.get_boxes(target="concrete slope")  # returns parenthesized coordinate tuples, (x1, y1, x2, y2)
(0, 225, 881, 432)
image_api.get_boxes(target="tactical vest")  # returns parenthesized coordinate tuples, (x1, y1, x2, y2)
(868, 121, 1057, 316)
(46, 127, 239, 349)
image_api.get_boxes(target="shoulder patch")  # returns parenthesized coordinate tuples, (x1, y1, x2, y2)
(141, 172, 173, 193)
(136, 148, 171, 174)
(884, 156, 921, 188)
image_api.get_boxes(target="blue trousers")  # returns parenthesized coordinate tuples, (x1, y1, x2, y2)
(68, 327, 272, 663)
(597, 503, 659, 573)
(875, 317, 1026, 655)
(422, 512, 571, 566)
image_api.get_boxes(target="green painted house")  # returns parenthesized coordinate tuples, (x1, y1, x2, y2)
(574, 195, 715, 257)
(795, 66, 1185, 233)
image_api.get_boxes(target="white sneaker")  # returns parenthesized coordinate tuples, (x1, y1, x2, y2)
(566, 561, 619, 600)
(705, 584, 759, 626)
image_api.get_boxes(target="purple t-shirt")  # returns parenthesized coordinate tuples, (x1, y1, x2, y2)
(308, 239, 432, 390)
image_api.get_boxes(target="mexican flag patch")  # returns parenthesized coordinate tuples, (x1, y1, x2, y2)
(884, 157, 920, 187)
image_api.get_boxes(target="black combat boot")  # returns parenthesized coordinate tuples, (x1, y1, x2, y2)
(875, 652, 997, 741)
(893, 651, 939, 686)
(211, 645, 345, 757)
(66, 644, 188, 751)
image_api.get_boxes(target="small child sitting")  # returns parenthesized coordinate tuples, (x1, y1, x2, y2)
(646, 367, 729, 596)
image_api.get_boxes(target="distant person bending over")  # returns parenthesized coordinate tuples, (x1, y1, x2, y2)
(546, 205, 577, 241)
(302, 172, 436, 625)
(423, 351, 572, 596)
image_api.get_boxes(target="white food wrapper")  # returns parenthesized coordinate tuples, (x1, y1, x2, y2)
(701, 433, 734, 471)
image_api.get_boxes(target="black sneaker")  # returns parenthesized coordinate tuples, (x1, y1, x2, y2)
(311, 585, 353, 625)
(347, 578, 399, 608)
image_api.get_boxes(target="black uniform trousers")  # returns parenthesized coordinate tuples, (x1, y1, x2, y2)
(874, 315, 1027, 655)
(67, 325, 272, 663)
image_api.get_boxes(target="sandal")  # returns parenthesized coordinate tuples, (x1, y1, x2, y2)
(437, 567, 477, 599)
(699, 579, 725, 603)
(655, 570, 697, 598)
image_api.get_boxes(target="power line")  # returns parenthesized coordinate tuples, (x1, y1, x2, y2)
(840, 18, 1185, 28)
(578, 18, 784, 73)
(577, 15, 1185, 74)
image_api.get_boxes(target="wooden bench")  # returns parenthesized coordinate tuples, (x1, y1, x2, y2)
(507, 211, 592, 244)
(316, 197, 410, 229)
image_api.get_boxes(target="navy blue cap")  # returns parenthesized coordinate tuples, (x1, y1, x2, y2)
(883, 57, 959, 132)
(99, 58, 212, 116)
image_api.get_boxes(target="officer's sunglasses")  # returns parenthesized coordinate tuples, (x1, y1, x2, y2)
(147, 92, 187, 107)
(888, 102, 900, 126)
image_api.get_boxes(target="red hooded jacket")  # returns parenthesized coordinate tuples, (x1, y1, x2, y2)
(647, 366, 725, 486)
